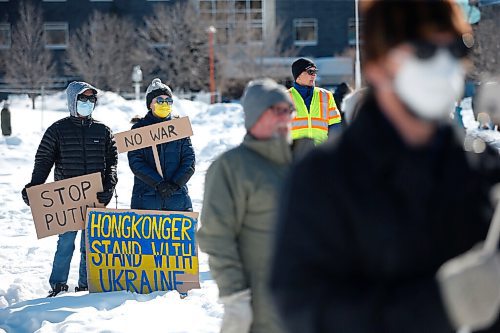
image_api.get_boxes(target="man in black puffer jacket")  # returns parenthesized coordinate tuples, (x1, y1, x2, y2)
(21, 81, 118, 297)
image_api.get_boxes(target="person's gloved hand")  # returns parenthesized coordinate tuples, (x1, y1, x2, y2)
(156, 181, 179, 199)
(219, 289, 253, 333)
(21, 183, 34, 206)
(96, 190, 113, 205)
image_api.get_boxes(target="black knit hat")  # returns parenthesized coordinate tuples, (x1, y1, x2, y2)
(146, 78, 173, 110)
(292, 58, 316, 81)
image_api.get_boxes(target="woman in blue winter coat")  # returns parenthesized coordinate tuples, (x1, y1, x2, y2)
(128, 78, 195, 211)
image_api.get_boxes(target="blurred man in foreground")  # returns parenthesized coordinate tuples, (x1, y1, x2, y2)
(198, 79, 293, 333)
(271, 1, 500, 332)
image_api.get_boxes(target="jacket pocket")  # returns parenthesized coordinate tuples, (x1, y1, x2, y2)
(132, 192, 161, 210)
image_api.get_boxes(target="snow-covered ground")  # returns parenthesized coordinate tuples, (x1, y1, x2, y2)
(0, 91, 245, 333)
(1, 91, 498, 333)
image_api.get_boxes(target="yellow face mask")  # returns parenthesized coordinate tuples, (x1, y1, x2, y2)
(153, 103, 172, 118)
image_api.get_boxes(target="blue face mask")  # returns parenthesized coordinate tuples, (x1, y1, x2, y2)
(76, 100, 94, 117)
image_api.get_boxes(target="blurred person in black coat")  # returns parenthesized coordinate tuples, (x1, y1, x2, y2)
(333, 82, 353, 127)
(270, 1, 500, 333)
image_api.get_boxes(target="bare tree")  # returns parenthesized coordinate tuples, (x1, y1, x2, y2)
(4, 1, 55, 109)
(66, 11, 144, 92)
(471, 5, 500, 79)
(209, 17, 299, 98)
(138, 2, 210, 93)
(0, 51, 6, 76)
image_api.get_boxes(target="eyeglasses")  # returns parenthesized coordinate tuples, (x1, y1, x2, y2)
(155, 97, 173, 105)
(270, 106, 295, 117)
(411, 37, 471, 60)
(77, 94, 97, 103)
(306, 68, 318, 75)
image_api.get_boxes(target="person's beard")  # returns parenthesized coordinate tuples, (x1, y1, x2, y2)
(272, 122, 292, 144)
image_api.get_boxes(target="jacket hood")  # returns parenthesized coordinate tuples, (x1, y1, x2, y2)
(66, 81, 98, 117)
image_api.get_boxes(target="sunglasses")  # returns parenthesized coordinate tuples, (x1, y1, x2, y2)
(306, 68, 318, 75)
(411, 37, 471, 60)
(270, 106, 295, 117)
(155, 97, 173, 105)
(77, 94, 97, 103)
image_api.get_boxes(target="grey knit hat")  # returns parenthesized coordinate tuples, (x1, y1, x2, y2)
(242, 78, 293, 130)
(146, 78, 173, 110)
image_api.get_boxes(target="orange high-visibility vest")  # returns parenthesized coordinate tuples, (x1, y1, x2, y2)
(289, 86, 341, 144)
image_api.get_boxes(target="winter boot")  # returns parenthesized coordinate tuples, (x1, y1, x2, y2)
(75, 286, 88, 292)
(48, 283, 68, 297)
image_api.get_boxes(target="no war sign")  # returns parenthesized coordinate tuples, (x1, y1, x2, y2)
(113, 116, 193, 154)
(26, 172, 103, 239)
(86, 208, 200, 294)
(113, 116, 193, 178)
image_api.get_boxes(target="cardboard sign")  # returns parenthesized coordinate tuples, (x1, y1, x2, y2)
(114, 116, 193, 153)
(26, 172, 103, 239)
(86, 208, 200, 294)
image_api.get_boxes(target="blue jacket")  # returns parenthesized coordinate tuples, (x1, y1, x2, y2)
(128, 112, 195, 211)
(293, 82, 314, 110)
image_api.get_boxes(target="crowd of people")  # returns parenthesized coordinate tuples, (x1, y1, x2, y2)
(19, 0, 500, 332)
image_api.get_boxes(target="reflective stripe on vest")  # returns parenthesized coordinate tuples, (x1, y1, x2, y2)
(289, 87, 330, 144)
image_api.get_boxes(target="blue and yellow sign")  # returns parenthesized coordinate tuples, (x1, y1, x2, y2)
(85, 208, 200, 294)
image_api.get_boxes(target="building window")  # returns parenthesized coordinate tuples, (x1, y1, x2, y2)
(348, 18, 363, 46)
(249, 23, 262, 42)
(200, 0, 213, 11)
(44, 22, 68, 49)
(293, 18, 317, 46)
(0, 23, 11, 49)
(198, 0, 263, 43)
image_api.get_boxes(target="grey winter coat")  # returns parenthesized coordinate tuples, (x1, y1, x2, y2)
(198, 134, 292, 333)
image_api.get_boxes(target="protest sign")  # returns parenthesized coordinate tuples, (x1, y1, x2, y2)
(113, 116, 193, 177)
(26, 172, 103, 239)
(114, 116, 193, 153)
(86, 208, 200, 294)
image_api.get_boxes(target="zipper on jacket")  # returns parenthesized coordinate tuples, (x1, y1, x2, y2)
(81, 119, 87, 174)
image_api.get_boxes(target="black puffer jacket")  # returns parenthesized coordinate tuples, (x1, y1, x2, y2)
(29, 116, 118, 193)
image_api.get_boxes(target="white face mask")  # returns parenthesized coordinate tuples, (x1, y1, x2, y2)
(76, 100, 94, 117)
(394, 49, 465, 121)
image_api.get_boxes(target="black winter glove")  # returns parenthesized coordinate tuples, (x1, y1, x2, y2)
(156, 181, 179, 199)
(21, 183, 33, 206)
(96, 190, 114, 205)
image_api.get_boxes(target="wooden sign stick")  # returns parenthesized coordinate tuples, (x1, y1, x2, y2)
(151, 144, 163, 178)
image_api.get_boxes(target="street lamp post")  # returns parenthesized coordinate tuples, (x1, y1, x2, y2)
(131, 65, 143, 101)
(207, 26, 216, 104)
(354, 0, 362, 90)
